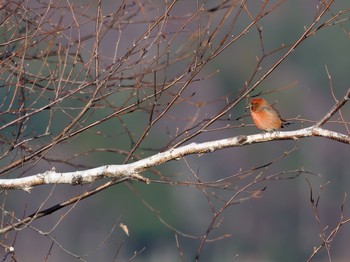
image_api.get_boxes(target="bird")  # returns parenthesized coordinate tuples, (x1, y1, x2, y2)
(248, 98, 290, 131)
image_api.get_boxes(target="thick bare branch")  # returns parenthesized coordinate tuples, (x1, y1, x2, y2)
(0, 125, 348, 190)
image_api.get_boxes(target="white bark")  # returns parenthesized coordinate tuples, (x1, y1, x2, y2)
(0, 126, 348, 191)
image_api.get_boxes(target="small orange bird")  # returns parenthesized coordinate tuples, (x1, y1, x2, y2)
(249, 98, 289, 131)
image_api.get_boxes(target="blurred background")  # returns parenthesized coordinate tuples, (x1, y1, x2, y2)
(0, 0, 350, 261)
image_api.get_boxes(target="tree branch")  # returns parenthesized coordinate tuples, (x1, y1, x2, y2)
(315, 88, 350, 127)
(1, 126, 349, 191)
